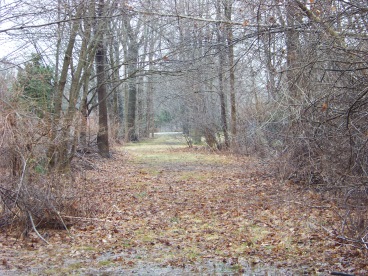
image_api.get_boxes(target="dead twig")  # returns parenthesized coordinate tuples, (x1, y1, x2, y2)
(27, 211, 49, 245)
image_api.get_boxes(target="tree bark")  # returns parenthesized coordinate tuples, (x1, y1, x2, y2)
(47, 5, 82, 169)
(216, 1, 230, 149)
(286, 0, 300, 100)
(126, 58, 138, 142)
(224, 0, 237, 146)
(124, 15, 139, 142)
(95, 0, 110, 157)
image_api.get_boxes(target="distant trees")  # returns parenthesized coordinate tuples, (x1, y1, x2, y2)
(123, 5, 141, 142)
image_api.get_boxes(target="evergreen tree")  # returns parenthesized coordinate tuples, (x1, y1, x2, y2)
(17, 54, 54, 116)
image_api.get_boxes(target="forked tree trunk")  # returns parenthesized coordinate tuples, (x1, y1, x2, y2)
(47, 6, 82, 170)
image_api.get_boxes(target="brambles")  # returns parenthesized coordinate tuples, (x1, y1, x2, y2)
(0, 105, 81, 238)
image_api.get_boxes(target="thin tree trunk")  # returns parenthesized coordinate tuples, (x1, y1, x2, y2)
(147, 49, 155, 138)
(65, 1, 96, 160)
(80, 85, 89, 151)
(224, 0, 237, 146)
(47, 5, 82, 169)
(109, 37, 121, 141)
(126, 58, 138, 142)
(286, 1, 300, 100)
(124, 17, 139, 142)
(216, 1, 230, 149)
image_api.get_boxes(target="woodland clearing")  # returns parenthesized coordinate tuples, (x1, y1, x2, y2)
(0, 134, 367, 275)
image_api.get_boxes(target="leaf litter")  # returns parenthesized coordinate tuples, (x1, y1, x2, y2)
(0, 135, 367, 275)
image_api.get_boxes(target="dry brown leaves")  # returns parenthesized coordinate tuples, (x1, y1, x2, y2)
(0, 143, 367, 275)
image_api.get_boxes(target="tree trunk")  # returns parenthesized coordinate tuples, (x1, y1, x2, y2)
(47, 5, 82, 169)
(95, 0, 110, 157)
(79, 49, 88, 151)
(126, 62, 138, 142)
(224, 0, 237, 146)
(216, 1, 230, 149)
(107, 18, 123, 142)
(124, 17, 139, 142)
(286, 1, 300, 100)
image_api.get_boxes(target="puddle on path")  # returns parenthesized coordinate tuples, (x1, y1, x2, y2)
(84, 260, 296, 276)
(80, 250, 302, 276)
(1, 258, 300, 276)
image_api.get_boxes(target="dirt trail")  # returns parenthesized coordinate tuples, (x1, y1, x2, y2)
(0, 134, 366, 275)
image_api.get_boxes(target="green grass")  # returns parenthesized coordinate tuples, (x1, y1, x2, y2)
(98, 260, 114, 266)
(122, 134, 231, 168)
(68, 262, 84, 270)
(75, 246, 96, 252)
(125, 134, 186, 149)
(178, 171, 211, 181)
(183, 246, 200, 261)
(121, 240, 133, 248)
(134, 228, 157, 243)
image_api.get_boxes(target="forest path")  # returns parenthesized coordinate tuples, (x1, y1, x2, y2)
(0, 134, 365, 275)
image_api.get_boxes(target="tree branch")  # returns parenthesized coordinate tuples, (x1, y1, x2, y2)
(293, 0, 345, 46)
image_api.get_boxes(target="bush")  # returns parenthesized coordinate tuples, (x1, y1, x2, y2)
(0, 104, 79, 238)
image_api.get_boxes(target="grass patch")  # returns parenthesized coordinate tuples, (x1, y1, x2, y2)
(76, 246, 96, 252)
(204, 233, 220, 241)
(230, 263, 245, 273)
(139, 168, 162, 176)
(121, 239, 133, 248)
(42, 262, 86, 275)
(129, 151, 213, 166)
(122, 134, 231, 168)
(177, 171, 210, 181)
(140, 134, 186, 145)
(98, 260, 114, 266)
(125, 134, 186, 149)
(233, 242, 251, 254)
(68, 262, 84, 270)
(183, 247, 200, 261)
(134, 229, 157, 243)
(42, 269, 60, 275)
(135, 191, 147, 198)
(170, 216, 180, 223)
(240, 224, 271, 247)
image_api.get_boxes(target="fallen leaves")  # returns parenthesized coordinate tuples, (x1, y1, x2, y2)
(0, 138, 367, 275)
